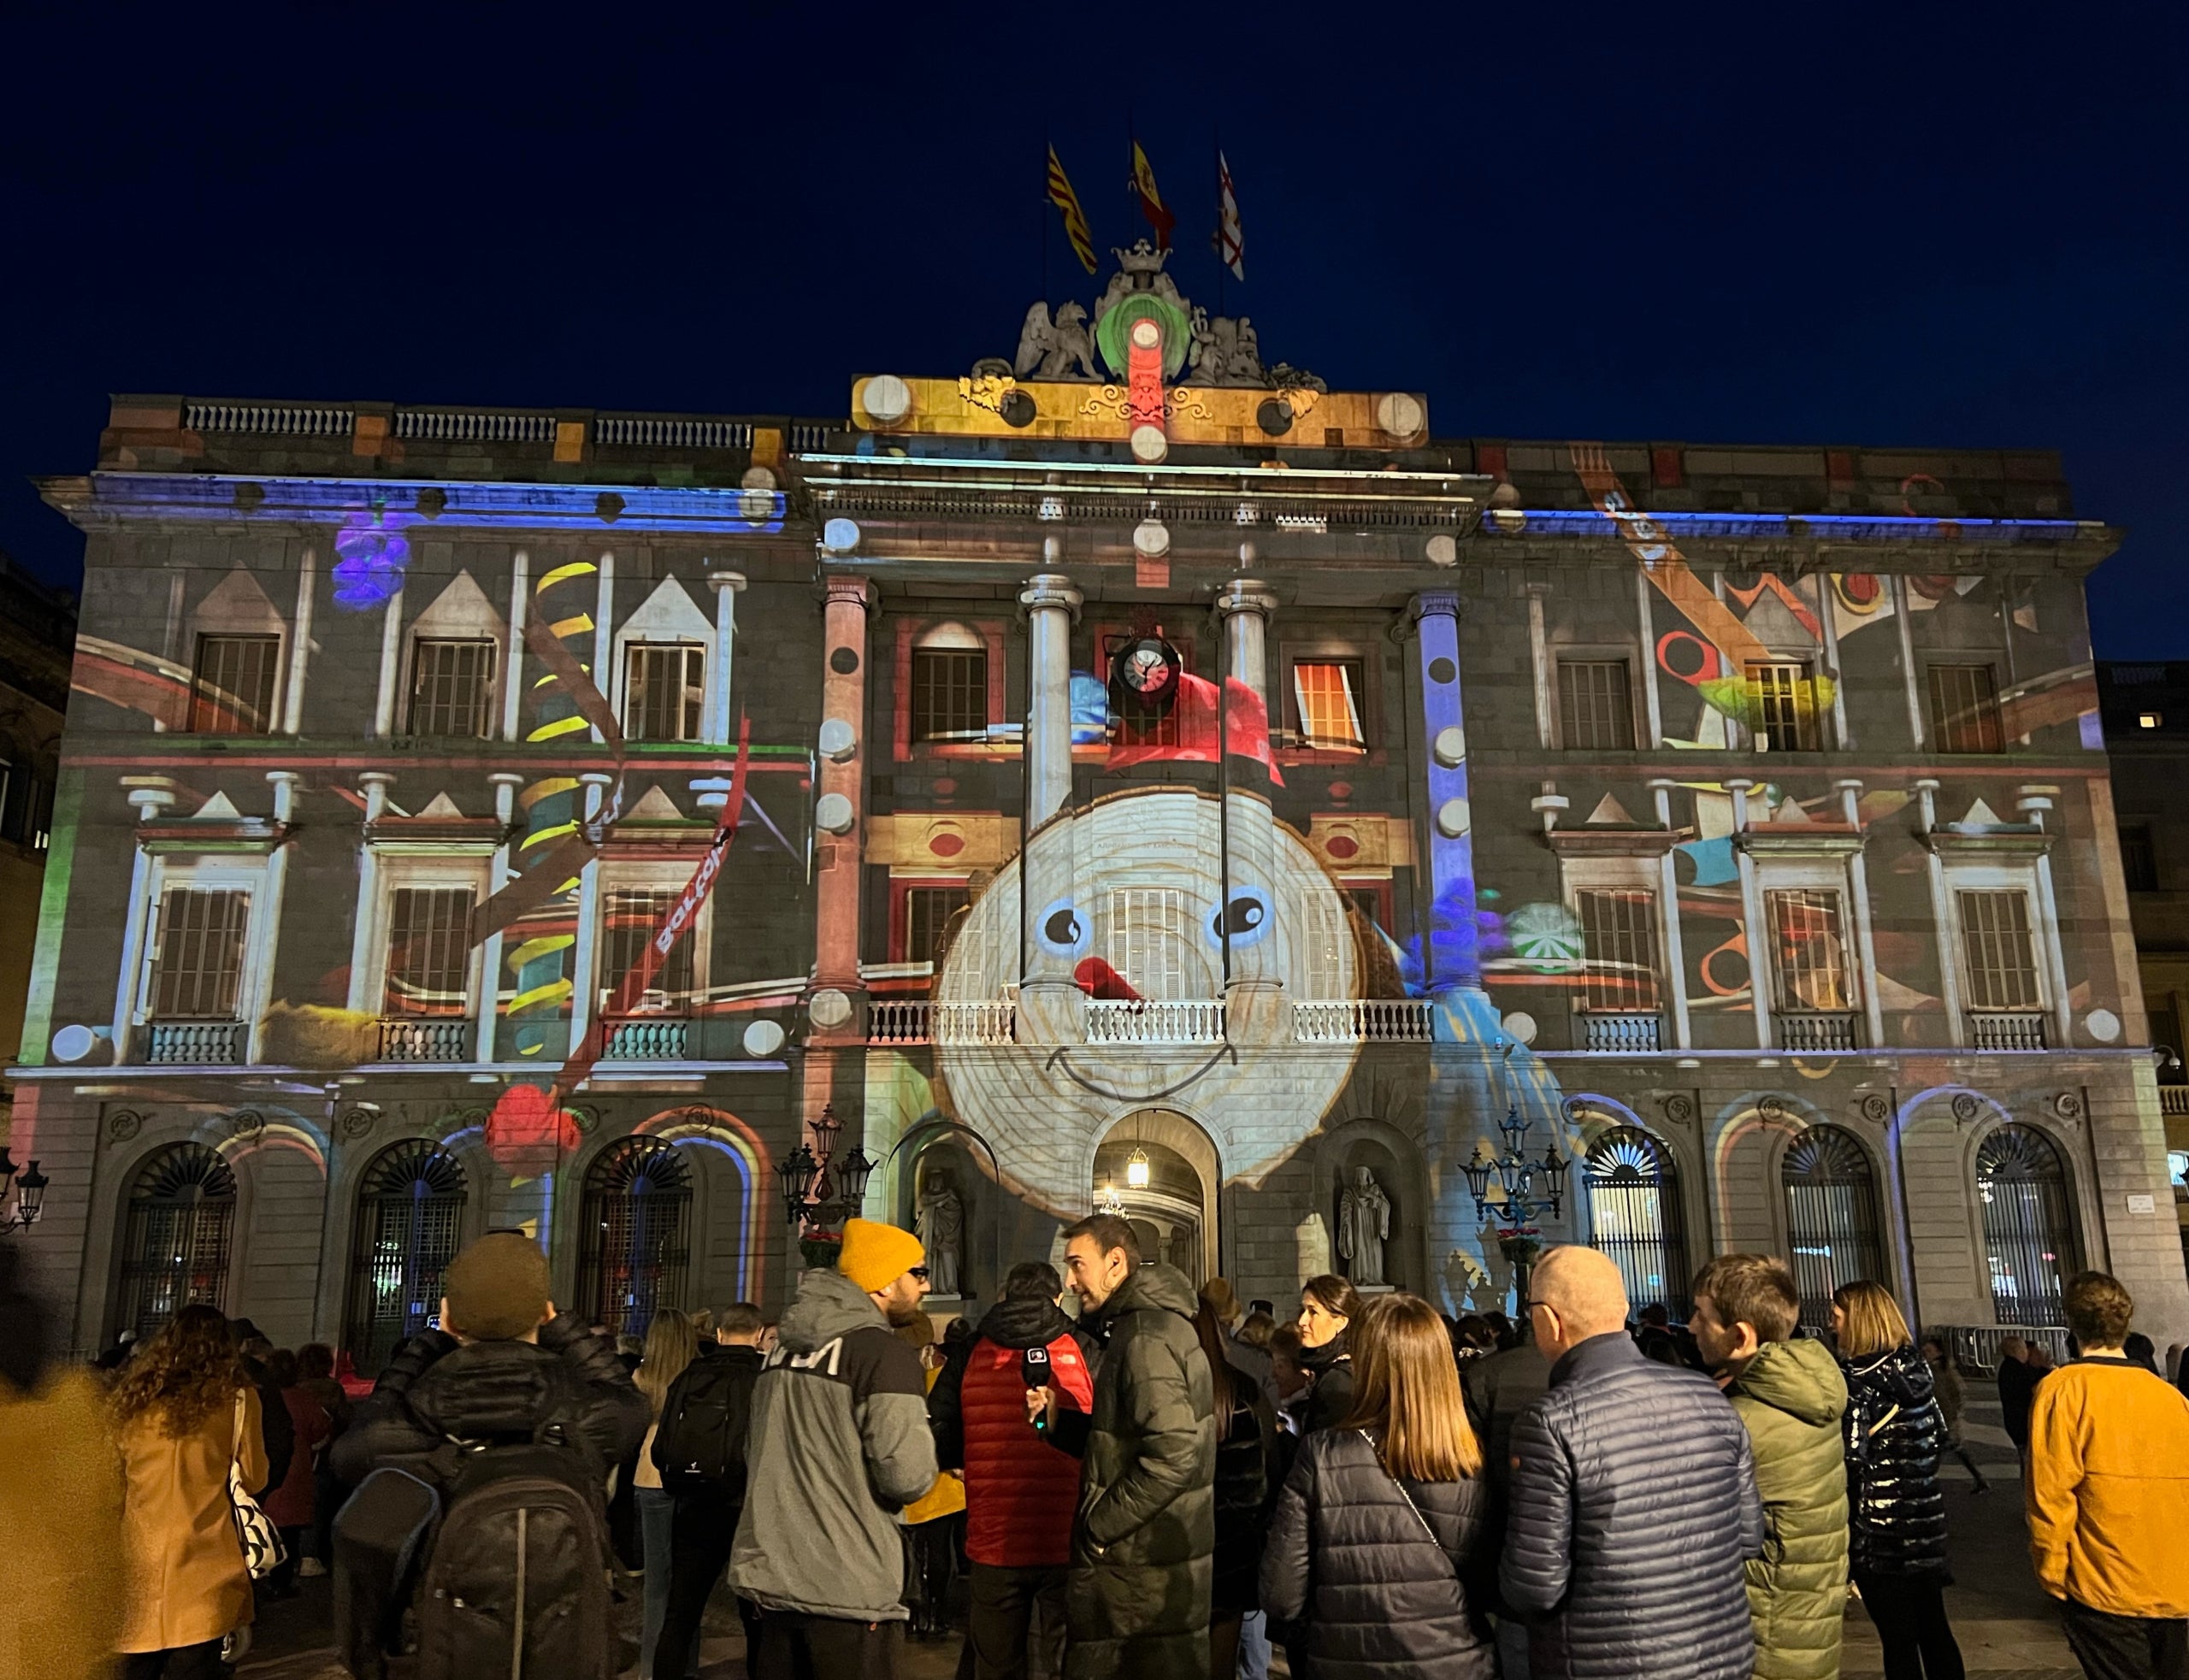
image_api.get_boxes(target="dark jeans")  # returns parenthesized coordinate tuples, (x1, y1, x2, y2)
(120, 1644, 224, 1680)
(751, 1607, 901, 1680)
(655, 1491, 762, 1680)
(911, 1512, 965, 1634)
(966, 1562, 1067, 1680)
(1856, 1570, 1965, 1680)
(2062, 1597, 2189, 1680)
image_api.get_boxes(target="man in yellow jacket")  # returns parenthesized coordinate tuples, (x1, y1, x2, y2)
(2027, 1270, 2189, 1680)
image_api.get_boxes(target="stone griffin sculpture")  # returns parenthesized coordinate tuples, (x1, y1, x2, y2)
(1013, 302, 1100, 381)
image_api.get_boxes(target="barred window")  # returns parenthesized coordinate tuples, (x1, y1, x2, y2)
(600, 888, 696, 1009)
(1576, 888, 1661, 1011)
(1959, 890, 2042, 1011)
(2120, 822, 2157, 893)
(623, 644, 705, 742)
(384, 887, 475, 1015)
(912, 647, 989, 743)
(904, 886, 970, 966)
(407, 639, 497, 738)
(1291, 659, 1366, 752)
(1745, 661, 1819, 752)
(150, 888, 251, 1020)
(1105, 887, 1192, 1000)
(1765, 887, 1855, 1012)
(1927, 664, 2004, 753)
(190, 634, 280, 734)
(1558, 659, 1636, 751)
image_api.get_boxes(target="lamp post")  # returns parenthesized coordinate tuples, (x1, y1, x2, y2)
(1459, 1054, 1569, 1311)
(0, 1149, 49, 1235)
(776, 1104, 877, 1267)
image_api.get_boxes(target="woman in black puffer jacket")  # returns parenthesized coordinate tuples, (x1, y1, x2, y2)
(1194, 1297, 1277, 1678)
(1832, 1281, 1964, 1680)
(1261, 1294, 1497, 1680)
(1297, 1274, 1361, 1435)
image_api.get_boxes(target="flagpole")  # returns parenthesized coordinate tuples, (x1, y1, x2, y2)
(1213, 126, 1224, 318)
(1218, 653, 1234, 994)
(1040, 138, 1050, 304)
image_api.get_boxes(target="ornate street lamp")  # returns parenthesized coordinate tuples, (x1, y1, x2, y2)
(0, 1149, 48, 1235)
(775, 1143, 819, 1225)
(1460, 1048, 1572, 1310)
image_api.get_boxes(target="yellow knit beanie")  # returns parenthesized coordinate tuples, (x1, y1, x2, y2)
(838, 1218, 926, 1294)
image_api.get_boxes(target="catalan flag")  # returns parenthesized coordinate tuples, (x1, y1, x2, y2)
(1046, 145, 1097, 274)
(1130, 140, 1175, 251)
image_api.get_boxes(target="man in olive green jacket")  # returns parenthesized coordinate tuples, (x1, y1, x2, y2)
(1035, 1214, 1217, 1680)
(1694, 1254, 1850, 1680)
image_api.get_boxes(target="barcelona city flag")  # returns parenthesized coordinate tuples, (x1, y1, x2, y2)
(1130, 140, 1175, 251)
(1046, 146, 1097, 274)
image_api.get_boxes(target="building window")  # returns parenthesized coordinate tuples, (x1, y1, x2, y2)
(115, 1143, 237, 1341)
(912, 646, 989, 744)
(1927, 664, 2004, 753)
(150, 887, 251, 1020)
(384, 887, 475, 1016)
(1558, 659, 1635, 751)
(2139, 711, 2162, 730)
(343, 1141, 467, 1379)
(407, 639, 497, 738)
(1343, 885, 1389, 932)
(1765, 887, 1856, 1013)
(1576, 887, 1661, 1012)
(2120, 822, 2157, 893)
(1104, 887, 1194, 999)
(1744, 661, 1820, 752)
(190, 634, 280, 734)
(1780, 1126, 1885, 1330)
(1583, 1127, 1690, 1317)
(578, 1137, 693, 1337)
(905, 886, 971, 967)
(1975, 1124, 2080, 1326)
(1290, 659, 1367, 752)
(1958, 890, 2042, 1011)
(599, 888, 696, 1010)
(623, 644, 705, 742)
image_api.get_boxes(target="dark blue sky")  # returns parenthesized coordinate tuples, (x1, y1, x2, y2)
(6, 3, 2183, 653)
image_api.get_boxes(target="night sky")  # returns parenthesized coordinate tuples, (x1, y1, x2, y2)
(5, 3, 2183, 655)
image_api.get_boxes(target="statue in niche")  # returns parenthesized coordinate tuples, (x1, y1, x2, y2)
(915, 1169, 965, 1297)
(1337, 1165, 1393, 1288)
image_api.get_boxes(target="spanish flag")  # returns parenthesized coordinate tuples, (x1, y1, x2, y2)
(1047, 146, 1097, 274)
(1130, 140, 1175, 251)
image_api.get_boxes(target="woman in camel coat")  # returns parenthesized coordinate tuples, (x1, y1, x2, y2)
(109, 1305, 269, 1677)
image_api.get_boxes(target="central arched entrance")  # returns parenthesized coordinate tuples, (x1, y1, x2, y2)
(1091, 1109, 1219, 1284)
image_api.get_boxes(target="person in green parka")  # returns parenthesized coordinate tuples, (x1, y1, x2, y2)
(1030, 1213, 1217, 1680)
(1692, 1254, 1850, 1680)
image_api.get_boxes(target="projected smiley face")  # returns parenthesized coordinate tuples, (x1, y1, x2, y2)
(935, 788, 1360, 1217)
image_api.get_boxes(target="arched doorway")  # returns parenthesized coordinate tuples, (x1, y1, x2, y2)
(1582, 1127, 1690, 1317)
(1780, 1125, 1885, 1329)
(115, 1141, 237, 1341)
(1975, 1123, 2081, 1326)
(578, 1136, 693, 1335)
(345, 1140, 469, 1377)
(1090, 1110, 1219, 1285)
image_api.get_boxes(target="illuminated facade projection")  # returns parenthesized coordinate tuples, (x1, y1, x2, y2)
(12, 247, 2188, 1362)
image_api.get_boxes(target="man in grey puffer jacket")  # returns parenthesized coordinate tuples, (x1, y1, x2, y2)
(729, 1218, 938, 1676)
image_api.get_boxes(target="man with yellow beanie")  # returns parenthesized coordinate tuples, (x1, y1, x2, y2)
(729, 1217, 938, 1676)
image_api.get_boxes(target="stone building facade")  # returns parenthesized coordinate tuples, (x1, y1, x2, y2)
(10, 257, 2186, 1362)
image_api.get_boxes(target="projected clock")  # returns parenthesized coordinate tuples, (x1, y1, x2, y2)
(1110, 637, 1181, 710)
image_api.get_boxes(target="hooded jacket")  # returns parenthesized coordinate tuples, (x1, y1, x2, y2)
(1065, 1261, 1218, 1680)
(727, 1268, 938, 1623)
(1838, 1344, 1949, 1578)
(1501, 1331, 1762, 1680)
(331, 1314, 650, 1485)
(931, 1294, 1097, 1569)
(1726, 1336, 1850, 1680)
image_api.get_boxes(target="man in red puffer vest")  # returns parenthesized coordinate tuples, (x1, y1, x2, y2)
(931, 1260, 1099, 1680)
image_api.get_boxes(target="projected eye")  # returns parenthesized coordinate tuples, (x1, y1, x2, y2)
(1206, 887, 1274, 951)
(1035, 899, 1092, 958)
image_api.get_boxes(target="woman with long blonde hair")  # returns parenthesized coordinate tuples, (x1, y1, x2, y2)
(109, 1304, 268, 1678)
(632, 1308, 698, 1680)
(1260, 1293, 1496, 1678)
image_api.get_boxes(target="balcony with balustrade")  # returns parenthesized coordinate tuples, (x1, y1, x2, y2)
(376, 1018, 472, 1064)
(867, 1001, 1018, 1046)
(1291, 999, 1434, 1043)
(868, 996, 1442, 1048)
(143, 1021, 245, 1065)
(1968, 1011, 2049, 1051)
(1777, 1011, 1861, 1052)
(599, 1016, 693, 1061)
(1580, 1011, 1663, 1053)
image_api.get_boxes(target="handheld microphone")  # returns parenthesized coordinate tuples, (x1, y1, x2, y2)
(1022, 1344, 1053, 1432)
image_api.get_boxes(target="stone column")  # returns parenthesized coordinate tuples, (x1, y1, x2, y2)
(1015, 574, 1083, 1045)
(1215, 580, 1286, 1042)
(1412, 592, 1480, 993)
(811, 578, 874, 1014)
(707, 570, 747, 744)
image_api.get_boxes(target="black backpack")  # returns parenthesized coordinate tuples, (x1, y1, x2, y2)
(335, 1421, 614, 1680)
(651, 1353, 756, 1498)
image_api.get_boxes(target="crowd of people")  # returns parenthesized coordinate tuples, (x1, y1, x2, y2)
(6, 1220, 2189, 1680)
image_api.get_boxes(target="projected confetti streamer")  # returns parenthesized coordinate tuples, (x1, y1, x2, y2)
(331, 504, 415, 608)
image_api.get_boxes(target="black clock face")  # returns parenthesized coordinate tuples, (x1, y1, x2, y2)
(1112, 637, 1181, 708)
